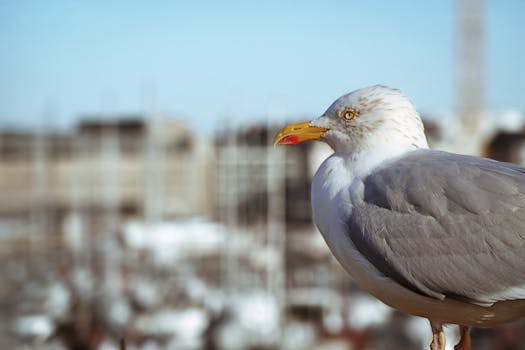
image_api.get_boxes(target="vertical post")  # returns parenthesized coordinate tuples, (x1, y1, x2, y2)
(145, 111, 165, 225)
(30, 111, 50, 259)
(101, 124, 122, 297)
(67, 132, 93, 338)
(65, 134, 87, 272)
(266, 102, 286, 346)
(456, 0, 486, 154)
(224, 126, 239, 294)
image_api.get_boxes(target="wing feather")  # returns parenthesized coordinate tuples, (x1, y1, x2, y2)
(347, 150, 525, 305)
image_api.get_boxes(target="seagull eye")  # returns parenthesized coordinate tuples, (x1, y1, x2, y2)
(342, 108, 358, 121)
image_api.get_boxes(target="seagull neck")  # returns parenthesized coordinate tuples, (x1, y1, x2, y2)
(339, 141, 427, 178)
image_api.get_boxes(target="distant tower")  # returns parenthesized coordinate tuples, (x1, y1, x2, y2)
(456, 0, 486, 144)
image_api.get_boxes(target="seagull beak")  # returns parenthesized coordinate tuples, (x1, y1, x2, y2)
(273, 121, 328, 146)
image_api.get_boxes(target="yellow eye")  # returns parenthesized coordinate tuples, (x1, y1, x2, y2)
(342, 108, 358, 120)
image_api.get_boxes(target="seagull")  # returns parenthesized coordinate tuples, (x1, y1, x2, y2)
(273, 85, 525, 350)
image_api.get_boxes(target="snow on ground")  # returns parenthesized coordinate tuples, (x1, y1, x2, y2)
(123, 219, 225, 265)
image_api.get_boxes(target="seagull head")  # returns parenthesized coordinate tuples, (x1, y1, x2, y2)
(274, 85, 428, 158)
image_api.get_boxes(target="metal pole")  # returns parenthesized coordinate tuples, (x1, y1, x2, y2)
(266, 103, 287, 346)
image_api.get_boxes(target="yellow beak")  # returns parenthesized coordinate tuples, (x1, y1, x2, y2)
(273, 121, 328, 146)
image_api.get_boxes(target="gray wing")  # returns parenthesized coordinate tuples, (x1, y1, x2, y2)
(347, 149, 525, 305)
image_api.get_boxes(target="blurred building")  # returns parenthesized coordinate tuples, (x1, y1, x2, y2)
(215, 125, 327, 225)
(1, 111, 525, 350)
(0, 117, 215, 227)
(485, 128, 525, 165)
(422, 111, 525, 165)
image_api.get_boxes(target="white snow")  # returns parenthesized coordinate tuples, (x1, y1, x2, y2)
(347, 293, 392, 330)
(123, 218, 225, 265)
(135, 308, 208, 349)
(15, 315, 54, 339)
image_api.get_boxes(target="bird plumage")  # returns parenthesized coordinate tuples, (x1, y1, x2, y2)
(274, 85, 525, 349)
(346, 150, 525, 306)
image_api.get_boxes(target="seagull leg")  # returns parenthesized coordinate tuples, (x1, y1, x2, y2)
(454, 326, 471, 350)
(429, 320, 446, 350)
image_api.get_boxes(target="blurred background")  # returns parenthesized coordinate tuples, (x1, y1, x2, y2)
(1, 0, 525, 349)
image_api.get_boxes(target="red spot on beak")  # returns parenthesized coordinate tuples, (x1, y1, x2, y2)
(279, 135, 299, 145)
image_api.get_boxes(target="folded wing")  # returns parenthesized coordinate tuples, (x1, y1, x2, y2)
(347, 150, 525, 305)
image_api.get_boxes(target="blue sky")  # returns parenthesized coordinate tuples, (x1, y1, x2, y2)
(0, 0, 524, 133)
